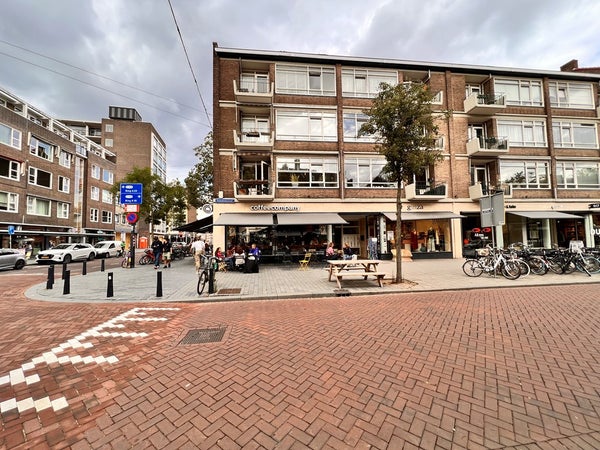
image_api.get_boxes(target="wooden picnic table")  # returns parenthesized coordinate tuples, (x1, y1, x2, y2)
(326, 259, 386, 288)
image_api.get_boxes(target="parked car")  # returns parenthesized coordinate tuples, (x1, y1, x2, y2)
(0, 248, 27, 270)
(94, 241, 124, 258)
(36, 243, 96, 264)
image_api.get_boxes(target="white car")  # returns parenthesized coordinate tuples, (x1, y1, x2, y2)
(94, 241, 124, 258)
(36, 243, 96, 264)
(0, 248, 27, 270)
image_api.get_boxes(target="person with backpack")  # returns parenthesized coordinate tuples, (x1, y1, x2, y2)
(151, 236, 164, 269)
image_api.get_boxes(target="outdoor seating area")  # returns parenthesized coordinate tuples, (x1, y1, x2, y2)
(326, 259, 387, 288)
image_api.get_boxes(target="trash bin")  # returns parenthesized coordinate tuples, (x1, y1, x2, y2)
(244, 256, 259, 273)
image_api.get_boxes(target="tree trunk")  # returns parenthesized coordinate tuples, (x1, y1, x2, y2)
(395, 186, 403, 283)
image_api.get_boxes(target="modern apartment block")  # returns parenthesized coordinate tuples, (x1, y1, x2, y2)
(0, 87, 117, 254)
(61, 107, 168, 246)
(212, 43, 600, 259)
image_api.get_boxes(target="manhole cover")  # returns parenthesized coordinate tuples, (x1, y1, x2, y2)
(179, 327, 226, 345)
(217, 288, 241, 295)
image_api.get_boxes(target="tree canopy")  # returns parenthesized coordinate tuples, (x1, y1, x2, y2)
(184, 131, 213, 208)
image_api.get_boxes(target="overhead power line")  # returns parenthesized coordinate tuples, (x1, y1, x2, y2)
(167, 0, 212, 130)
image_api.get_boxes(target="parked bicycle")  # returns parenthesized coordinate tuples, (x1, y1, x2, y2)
(197, 255, 219, 295)
(121, 250, 132, 268)
(462, 246, 521, 280)
(545, 246, 600, 277)
(138, 249, 155, 265)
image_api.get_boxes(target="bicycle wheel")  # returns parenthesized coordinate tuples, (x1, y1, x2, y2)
(139, 255, 152, 265)
(547, 256, 565, 274)
(516, 260, 530, 277)
(462, 259, 483, 277)
(528, 257, 548, 275)
(121, 258, 129, 268)
(582, 256, 600, 274)
(197, 271, 208, 295)
(501, 261, 521, 280)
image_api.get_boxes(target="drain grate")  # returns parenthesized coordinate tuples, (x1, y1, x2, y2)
(179, 327, 226, 345)
(217, 288, 241, 295)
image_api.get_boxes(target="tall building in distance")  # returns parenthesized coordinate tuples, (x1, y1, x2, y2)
(211, 43, 600, 260)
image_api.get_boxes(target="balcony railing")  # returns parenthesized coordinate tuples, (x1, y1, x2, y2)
(467, 136, 509, 156)
(234, 180, 274, 201)
(233, 80, 274, 104)
(463, 92, 506, 115)
(468, 182, 512, 201)
(405, 182, 447, 201)
(233, 130, 274, 150)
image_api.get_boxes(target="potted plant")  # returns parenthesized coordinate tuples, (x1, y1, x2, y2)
(291, 174, 299, 187)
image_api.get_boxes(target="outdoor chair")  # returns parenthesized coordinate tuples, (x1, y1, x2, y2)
(298, 252, 312, 270)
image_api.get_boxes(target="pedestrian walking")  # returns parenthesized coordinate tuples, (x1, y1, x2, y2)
(190, 236, 206, 272)
(162, 238, 172, 268)
(151, 236, 164, 269)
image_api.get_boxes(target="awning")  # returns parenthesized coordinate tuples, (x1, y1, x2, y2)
(509, 211, 582, 219)
(277, 213, 347, 225)
(212, 213, 274, 226)
(384, 211, 465, 221)
(175, 214, 213, 232)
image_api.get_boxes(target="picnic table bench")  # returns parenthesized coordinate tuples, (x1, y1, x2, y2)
(326, 259, 386, 288)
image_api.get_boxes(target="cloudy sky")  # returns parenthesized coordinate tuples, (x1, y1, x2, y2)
(2, 0, 600, 182)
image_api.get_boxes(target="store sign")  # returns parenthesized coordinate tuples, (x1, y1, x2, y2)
(250, 204, 300, 212)
(589, 203, 600, 209)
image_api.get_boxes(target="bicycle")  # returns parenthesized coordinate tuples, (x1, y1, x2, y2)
(197, 255, 219, 295)
(462, 246, 521, 280)
(121, 250, 131, 268)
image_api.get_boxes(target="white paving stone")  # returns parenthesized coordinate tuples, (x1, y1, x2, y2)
(0, 398, 17, 413)
(34, 397, 52, 411)
(51, 397, 69, 411)
(17, 397, 35, 413)
(9, 368, 25, 385)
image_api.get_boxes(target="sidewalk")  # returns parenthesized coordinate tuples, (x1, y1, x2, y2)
(25, 256, 600, 303)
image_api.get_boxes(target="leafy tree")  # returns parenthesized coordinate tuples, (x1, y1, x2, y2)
(360, 82, 447, 283)
(160, 181, 188, 231)
(185, 131, 213, 208)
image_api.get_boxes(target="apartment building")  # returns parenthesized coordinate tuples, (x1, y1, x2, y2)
(211, 44, 600, 259)
(0, 87, 117, 254)
(61, 107, 168, 246)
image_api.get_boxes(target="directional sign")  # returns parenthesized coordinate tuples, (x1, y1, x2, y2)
(7, 225, 15, 235)
(126, 212, 139, 224)
(123, 204, 140, 212)
(120, 183, 143, 205)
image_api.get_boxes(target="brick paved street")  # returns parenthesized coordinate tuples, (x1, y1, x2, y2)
(1, 269, 600, 449)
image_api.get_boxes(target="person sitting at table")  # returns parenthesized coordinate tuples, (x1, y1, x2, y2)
(326, 242, 336, 259)
(343, 242, 353, 260)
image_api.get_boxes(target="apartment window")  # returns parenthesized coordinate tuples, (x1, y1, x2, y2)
(0, 157, 19, 181)
(59, 150, 71, 168)
(0, 122, 22, 149)
(276, 110, 336, 141)
(90, 208, 99, 222)
(27, 196, 51, 216)
(0, 191, 18, 212)
(101, 210, 113, 224)
(500, 160, 550, 189)
(29, 136, 54, 161)
(91, 164, 100, 179)
(495, 79, 543, 106)
(57, 202, 70, 219)
(556, 162, 600, 189)
(91, 186, 100, 200)
(102, 169, 114, 184)
(276, 157, 338, 188)
(548, 81, 594, 109)
(552, 121, 597, 149)
(102, 189, 113, 203)
(58, 176, 70, 193)
(104, 138, 113, 147)
(341, 68, 397, 98)
(240, 115, 271, 142)
(343, 111, 377, 142)
(497, 120, 546, 147)
(28, 167, 52, 188)
(105, 124, 113, 132)
(75, 143, 87, 157)
(345, 157, 395, 188)
(275, 64, 335, 96)
(240, 72, 269, 93)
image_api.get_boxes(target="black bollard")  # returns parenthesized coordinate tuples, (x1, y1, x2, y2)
(208, 265, 216, 294)
(101, 259, 105, 272)
(46, 265, 54, 290)
(62, 262, 67, 280)
(63, 270, 70, 295)
(82, 260, 87, 275)
(156, 271, 163, 297)
(107, 272, 114, 297)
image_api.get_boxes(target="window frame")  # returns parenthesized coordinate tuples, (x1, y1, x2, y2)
(101, 210, 113, 224)
(58, 175, 70, 193)
(276, 156, 339, 188)
(0, 191, 18, 212)
(29, 136, 55, 161)
(91, 164, 100, 179)
(552, 121, 598, 149)
(275, 64, 336, 96)
(497, 119, 547, 147)
(548, 81, 594, 109)
(28, 166, 52, 189)
(0, 157, 20, 181)
(494, 78, 543, 107)
(556, 161, 600, 189)
(57, 202, 70, 219)
(341, 67, 398, 98)
(90, 208, 99, 222)
(343, 111, 377, 142)
(102, 169, 114, 184)
(26, 196, 51, 216)
(91, 186, 100, 201)
(0, 122, 22, 149)
(344, 157, 395, 188)
(499, 160, 550, 189)
(276, 109, 337, 141)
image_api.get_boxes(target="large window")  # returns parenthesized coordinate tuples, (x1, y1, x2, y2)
(276, 110, 337, 141)
(102, 169, 113, 184)
(28, 167, 52, 188)
(0, 191, 18, 212)
(548, 81, 594, 109)
(59, 150, 71, 168)
(275, 64, 335, 96)
(29, 136, 54, 161)
(0, 122, 22, 149)
(102, 189, 113, 203)
(240, 115, 271, 142)
(556, 162, 600, 189)
(58, 176, 70, 193)
(341, 68, 397, 98)
(277, 157, 338, 188)
(494, 79, 543, 106)
(27, 196, 51, 216)
(345, 158, 395, 188)
(90, 208, 99, 222)
(101, 210, 113, 224)
(91, 164, 100, 179)
(343, 111, 377, 142)
(498, 120, 546, 147)
(500, 160, 550, 189)
(0, 157, 19, 181)
(552, 121, 597, 149)
(57, 202, 70, 219)
(91, 186, 100, 200)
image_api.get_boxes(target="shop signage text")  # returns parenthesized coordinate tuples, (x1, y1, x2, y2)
(250, 205, 300, 212)
(589, 203, 600, 209)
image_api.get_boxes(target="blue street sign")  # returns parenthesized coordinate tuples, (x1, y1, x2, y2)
(120, 183, 143, 205)
(7, 225, 15, 235)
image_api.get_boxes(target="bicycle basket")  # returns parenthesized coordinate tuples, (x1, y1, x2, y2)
(476, 248, 489, 257)
(568, 240, 584, 253)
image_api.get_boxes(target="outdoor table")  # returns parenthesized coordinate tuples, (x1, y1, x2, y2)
(326, 259, 382, 282)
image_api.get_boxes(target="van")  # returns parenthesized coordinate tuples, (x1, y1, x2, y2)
(94, 240, 124, 258)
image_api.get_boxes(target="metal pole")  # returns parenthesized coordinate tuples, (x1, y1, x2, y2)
(107, 272, 114, 297)
(156, 271, 163, 297)
(208, 258, 216, 294)
(82, 260, 87, 275)
(46, 265, 54, 290)
(130, 223, 136, 268)
(62, 262, 67, 280)
(63, 270, 70, 295)
(101, 259, 105, 272)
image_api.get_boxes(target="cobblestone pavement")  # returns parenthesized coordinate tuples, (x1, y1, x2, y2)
(1, 260, 599, 449)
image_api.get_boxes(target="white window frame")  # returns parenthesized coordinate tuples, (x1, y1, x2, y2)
(548, 81, 594, 109)
(344, 157, 395, 188)
(102, 189, 113, 204)
(59, 150, 71, 168)
(105, 124, 113, 132)
(28, 166, 52, 189)
(104, 138, 113, 147)
(497, 119, 547, 147)
(494, 78, 543, 106)
(0, 122, 22, 149)
(57, 202, 70, 219)
(341, 67, 398, 98)
(102, 169, 114, 184)
(101, 210, 113, 224)
(552, 121, 598, 149)
(91, 186, 100, 200)
(0, 191, 18, 212)
(90, 208, 99, 222)
(58, 176, 70, 193)
(276, 157, 339, 188)
(343, 111, 377, 142)
(91, 164, 100, 179)
(275, 64, 336, 96)
(29, 136, 54, 161)
(276, 109, 337, 141)
(27, 196, 51, 216)
(500, 160, 550, 189)
(556, 161, 600, 189)
(0, 157, 20, 181)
